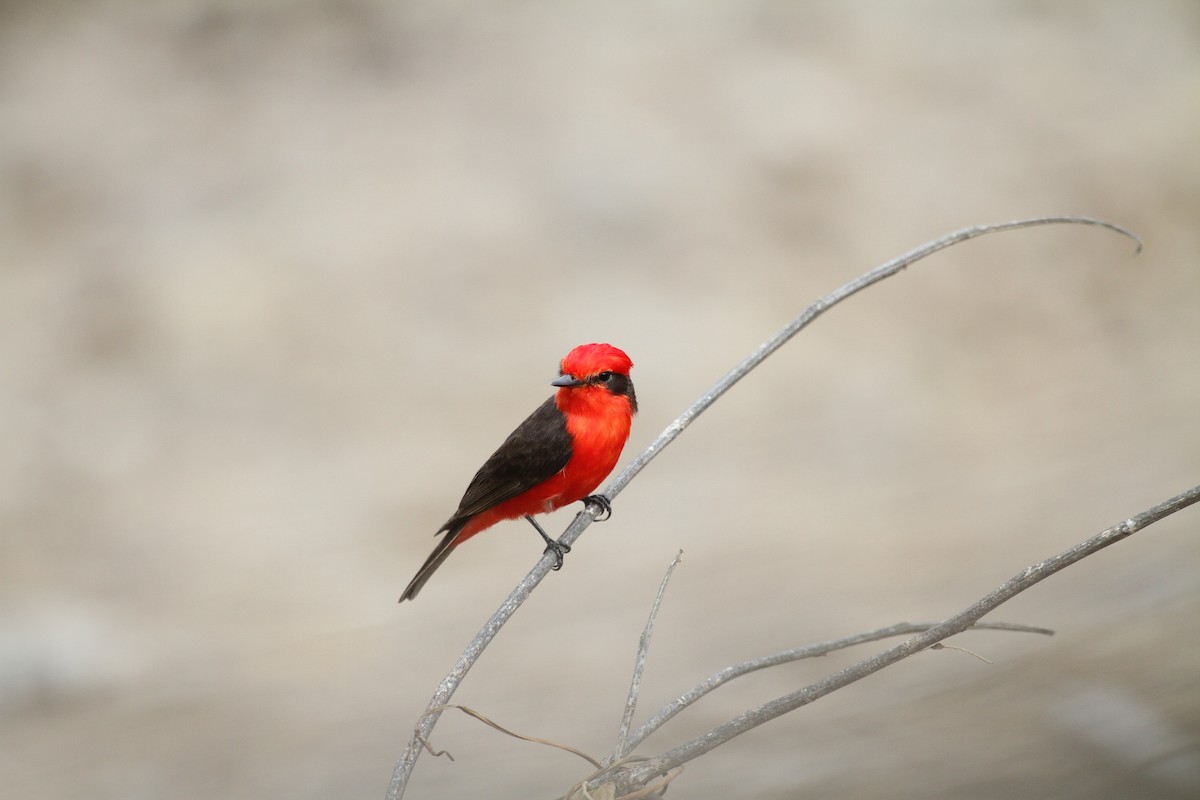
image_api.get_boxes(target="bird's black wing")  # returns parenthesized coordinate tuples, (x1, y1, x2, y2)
(439, 396, 572, 531)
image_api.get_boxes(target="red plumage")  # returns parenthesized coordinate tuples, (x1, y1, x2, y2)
(399, 343, 636, 602)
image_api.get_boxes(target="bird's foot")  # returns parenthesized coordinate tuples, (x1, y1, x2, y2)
(543, 538, 571, 570)
(524, 514, 571, 570)
(583, 494, 612, 521)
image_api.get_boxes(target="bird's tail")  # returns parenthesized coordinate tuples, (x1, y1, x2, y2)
(399, 523, 465, 602)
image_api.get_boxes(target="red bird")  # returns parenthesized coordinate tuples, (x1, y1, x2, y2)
(400, 343, 637, 602)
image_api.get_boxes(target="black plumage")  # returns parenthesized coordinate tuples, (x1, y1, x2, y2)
(440, 397, 572, 531)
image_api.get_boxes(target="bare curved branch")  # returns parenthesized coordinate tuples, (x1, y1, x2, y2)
(385, 216, 1139, 799)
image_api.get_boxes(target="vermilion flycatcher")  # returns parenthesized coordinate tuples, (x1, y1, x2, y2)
(400, 343, 637, 601)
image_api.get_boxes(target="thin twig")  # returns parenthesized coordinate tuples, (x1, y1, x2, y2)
(417, 704, 603, 769)
(384, 216, 1139, 799)
(604, 483, 1200, 794)
(616, 621, 1051, 758)
(928, 642, 994, 663)
(613, 551, 684, 760)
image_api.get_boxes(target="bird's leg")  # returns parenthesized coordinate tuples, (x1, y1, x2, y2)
(524, 514, 570, 570)
(582, 494, 612, 521)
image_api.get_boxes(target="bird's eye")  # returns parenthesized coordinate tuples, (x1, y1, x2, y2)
(596, 371, 613, 383)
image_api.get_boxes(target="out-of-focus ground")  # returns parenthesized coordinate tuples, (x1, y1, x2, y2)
(2, 2, 1198, 798)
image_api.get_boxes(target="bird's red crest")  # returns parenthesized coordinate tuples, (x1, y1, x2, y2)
(559, 343, 633, 378)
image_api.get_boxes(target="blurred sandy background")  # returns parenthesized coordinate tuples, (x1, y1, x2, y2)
(2, 1, 1198, 798)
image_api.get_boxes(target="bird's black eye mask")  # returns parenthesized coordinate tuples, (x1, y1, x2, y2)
(596, 371, 637, 412)
(554, 368, 637, 412)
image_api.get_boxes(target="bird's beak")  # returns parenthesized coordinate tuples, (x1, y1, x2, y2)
(551, 374, 584, 388)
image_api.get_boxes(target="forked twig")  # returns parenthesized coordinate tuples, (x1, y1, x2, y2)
(615, 620, 1051, 758)
(385, 216, 1140, 799)
(598, 483, 1200, 795)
